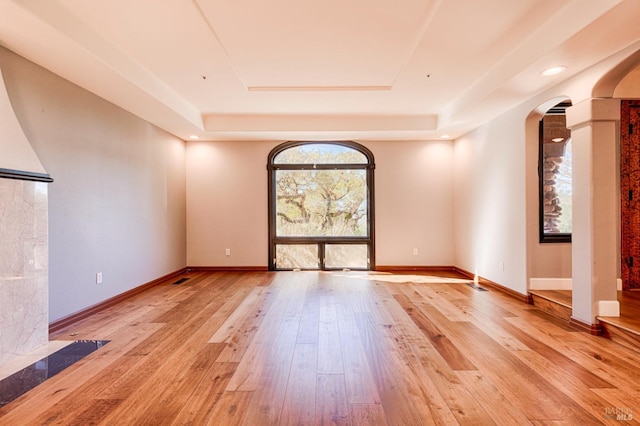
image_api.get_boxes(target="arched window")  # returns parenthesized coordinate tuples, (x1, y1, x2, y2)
(267, 141, 375, 270)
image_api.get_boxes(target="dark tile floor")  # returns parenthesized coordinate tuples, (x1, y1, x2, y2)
(0, 340, 109, 408)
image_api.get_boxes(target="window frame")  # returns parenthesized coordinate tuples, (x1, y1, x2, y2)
(538, 106, 572, 243)
(267, 141, 375, 270)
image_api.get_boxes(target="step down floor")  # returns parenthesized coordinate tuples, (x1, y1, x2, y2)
(529, 289, 640, 353)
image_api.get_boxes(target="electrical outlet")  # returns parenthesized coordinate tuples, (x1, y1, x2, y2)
(413, 248, 418, 256)
(225, 248, 231, 256)
(500, 262, 505, 272)
(96, 272, 103, 284)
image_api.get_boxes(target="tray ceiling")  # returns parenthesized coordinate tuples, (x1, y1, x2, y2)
(0, 0, 638, 141)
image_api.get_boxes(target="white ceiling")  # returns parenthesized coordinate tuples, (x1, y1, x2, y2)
(1, 0, 639, 141)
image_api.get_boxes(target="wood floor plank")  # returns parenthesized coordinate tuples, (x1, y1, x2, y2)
(394, 293, 476, 371)
(455, 371, 533, 426)
(238, 316, 300, 424)
(209, 286, 269, 343)
(134, 343, 227, 424)
(206, 391, 253, 425)
(412, 284, 473, 322)
(209, 280, 257, 321)
(206, 392, 253, 426)
(421, 290, 530, 352)
(511, 350, 636, 425)
(96, 353, 164, 400)
(317, 294, 343, 375)
(170, 361, 238, 425)
(354, 311, 428, 425)
(223, 318, 277, 392)
(349, 403, 387, 425)
(214, 287, 275, 363)
(334, 286, 381, 405)
(316, 374, 350, 425)
(296, 286, 321, 344)
(52, 399, 123, 426)
(280, 343, 318, 425)
(462, 312, 531, 352)
(151, 273, 237, 324)
(378, 317, 486, 425)
(225, 280, 300, 392)
(372, 299, 463, 425)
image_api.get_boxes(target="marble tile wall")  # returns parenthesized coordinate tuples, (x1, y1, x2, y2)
(0, 177, 49, 368)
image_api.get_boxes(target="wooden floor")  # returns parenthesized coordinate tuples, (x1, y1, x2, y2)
(1, 270, 640, 425)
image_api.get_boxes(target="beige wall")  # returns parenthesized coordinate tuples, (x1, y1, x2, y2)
(186, 140, 274, 267)
(1, 47, 187, 322)
(186, 139, 455, 268)
(363, 140, 454, 266)
(453, 110, 528, 294)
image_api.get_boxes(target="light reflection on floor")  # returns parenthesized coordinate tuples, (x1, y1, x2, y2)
(332, 271, 474, 284)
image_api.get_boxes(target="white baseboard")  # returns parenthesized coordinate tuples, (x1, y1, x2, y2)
(598, 300, 620, 317)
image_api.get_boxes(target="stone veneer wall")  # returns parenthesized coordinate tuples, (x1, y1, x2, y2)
(541, 114, 571, 233)
(0, 177, 49, 366)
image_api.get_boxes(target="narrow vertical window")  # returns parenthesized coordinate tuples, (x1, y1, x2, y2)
(268, 141, 375, 270)
(539, 101, 572, 242)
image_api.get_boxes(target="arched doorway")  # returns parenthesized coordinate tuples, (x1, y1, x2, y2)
(267, 141, 375, 270)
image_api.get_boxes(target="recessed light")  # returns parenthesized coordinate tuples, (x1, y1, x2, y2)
(440, 134, 451, 139)
(541, 66, 566, 77)
(189, 135, 200, 140)
(552, 137, 564, 142)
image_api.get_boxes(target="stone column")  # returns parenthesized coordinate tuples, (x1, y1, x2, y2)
(566, 98, 620, 328)
(0, 178, 49, 367)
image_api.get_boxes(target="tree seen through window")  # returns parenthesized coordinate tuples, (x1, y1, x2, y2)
(268, 142, 374, 270)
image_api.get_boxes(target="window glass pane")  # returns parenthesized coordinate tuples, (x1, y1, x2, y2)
(274, 143, 368, 164)
(541, 107, 572, 237)
(275, 169, 367, 237)
(553, 138, 572, 233)
(325, 244, 368, 269)
(276, 244, 319, 269)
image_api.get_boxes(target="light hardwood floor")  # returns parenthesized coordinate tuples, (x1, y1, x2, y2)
(1, 270, 639, 425)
